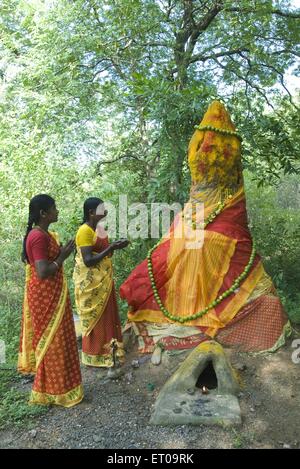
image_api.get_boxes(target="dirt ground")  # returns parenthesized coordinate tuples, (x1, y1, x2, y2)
(1, 328, 300, 449)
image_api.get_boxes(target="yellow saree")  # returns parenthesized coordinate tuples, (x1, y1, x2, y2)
(73, 224, 124, 366)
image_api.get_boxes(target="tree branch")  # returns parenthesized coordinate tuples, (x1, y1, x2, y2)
(212, 57, 275, 109)
(270, 8, 300, 19)
(271, 49, 300, 58)
(188, 47, 251, 65)
(98, 154, 145, 165)
(186, 0, 225, 55)
(225, 7, 300, 19)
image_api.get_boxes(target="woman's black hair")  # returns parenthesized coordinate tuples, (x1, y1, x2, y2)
(22, 194, 56, 263)
(82, 197, 104, 223)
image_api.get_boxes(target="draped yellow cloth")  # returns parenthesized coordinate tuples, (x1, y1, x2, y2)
(125, 101, 249, 330)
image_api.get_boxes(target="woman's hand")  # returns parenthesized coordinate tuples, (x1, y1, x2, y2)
(111, 239, 130, 251)
(60, 240, 76, 260)
(35, 240, 75, 279)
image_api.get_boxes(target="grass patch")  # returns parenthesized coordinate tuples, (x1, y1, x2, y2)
(0, 242, 48, 430)
(281, 293, 300, 325)
(0, 368, 48, 430)
(231, 429, 255, 449)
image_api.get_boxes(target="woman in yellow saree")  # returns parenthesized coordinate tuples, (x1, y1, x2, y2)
(18, 194, 83, 407)
(73, 197, 128, 368)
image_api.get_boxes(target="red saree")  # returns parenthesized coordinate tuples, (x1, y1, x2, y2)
(18, 229, 83, 407)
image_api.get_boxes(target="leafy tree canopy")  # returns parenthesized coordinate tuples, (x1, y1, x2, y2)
(0, 0, 299, 209)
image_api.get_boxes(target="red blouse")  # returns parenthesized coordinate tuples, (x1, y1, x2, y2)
(26, 229, 50, 264)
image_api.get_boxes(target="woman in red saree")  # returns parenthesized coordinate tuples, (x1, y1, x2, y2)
(18, 194, 83, 407)
(120, 101, 291, 358)
(73, 197, 128, 368)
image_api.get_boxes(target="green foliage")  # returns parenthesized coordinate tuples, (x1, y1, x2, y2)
(231, 428, 255, 449)
(0, 243, 24, 363)
(1, 0, 299, 202)
(245, 172, 300, 323)
(0, 370, 48, 430)
(0, 242, 49, 431)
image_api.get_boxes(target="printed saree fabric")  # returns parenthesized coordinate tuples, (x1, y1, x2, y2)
(18, 230, 83, 407)
(73, 224, 124, 367)
(120, 101, 291, 353)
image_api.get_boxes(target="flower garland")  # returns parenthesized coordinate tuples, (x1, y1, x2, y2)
(184, 197, 229, 230)
(194, 124, 243, 142)
(147, 200, 256, 323)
